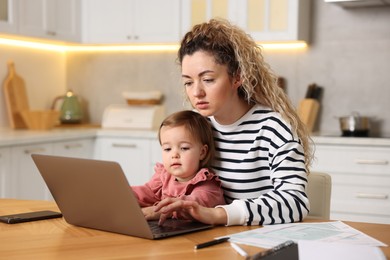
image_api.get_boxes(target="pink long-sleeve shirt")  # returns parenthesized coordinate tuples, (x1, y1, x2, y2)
(132, 163, 226, 208)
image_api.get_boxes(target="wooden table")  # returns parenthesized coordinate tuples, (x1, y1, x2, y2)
(0, 199, 389, 259)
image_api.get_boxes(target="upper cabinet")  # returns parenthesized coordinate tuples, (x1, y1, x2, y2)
(18, 0, 81, 42)
(235, 0, 310, 42)
(0, 0, 309, 44)
(181, 0, 310, 43)
(181, 0, 239, 35)
(0, 0, 18, 33)
(81, 0, 181, 44)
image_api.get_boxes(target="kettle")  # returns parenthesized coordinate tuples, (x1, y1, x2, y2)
(52, 90, 83, 124)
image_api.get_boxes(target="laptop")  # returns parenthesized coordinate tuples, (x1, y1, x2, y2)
(31, 154, 213, 239)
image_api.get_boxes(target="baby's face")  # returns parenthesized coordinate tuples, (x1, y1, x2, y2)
(160, 125, 207, 182)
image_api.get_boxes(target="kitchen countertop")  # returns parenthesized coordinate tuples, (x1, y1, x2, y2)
(311, 133, 390, 146)
(0, 126, 159, 147)
(1, 127, 390, 147)
(0, 127, 97, 147)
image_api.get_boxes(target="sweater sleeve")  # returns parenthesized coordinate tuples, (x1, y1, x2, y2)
(217, 141, 309, 226)
(179, 174, 226, 208)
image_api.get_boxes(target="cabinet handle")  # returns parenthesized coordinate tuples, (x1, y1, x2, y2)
(355, 159, 389, 165)
(24, 148, 46, 154)
(356, 193, 388, 200)
(64, 144, 83, 149)
(127, 35, 132, 40)
(112, 143, 137, 149)
(47, 31, 57, 36)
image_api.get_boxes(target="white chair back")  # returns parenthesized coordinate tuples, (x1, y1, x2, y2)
(307, 172, 332, 220)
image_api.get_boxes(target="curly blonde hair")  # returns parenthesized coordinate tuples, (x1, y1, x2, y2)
(178, 18, 313, 171)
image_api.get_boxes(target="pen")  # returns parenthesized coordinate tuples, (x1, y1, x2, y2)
(194, 237, 230, 250)
(230, 242, 249, 258)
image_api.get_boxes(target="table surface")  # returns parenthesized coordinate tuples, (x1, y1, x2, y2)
(0, 199, 389, 260)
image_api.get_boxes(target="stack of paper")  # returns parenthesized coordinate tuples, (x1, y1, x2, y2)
(228, 221, 387, 260)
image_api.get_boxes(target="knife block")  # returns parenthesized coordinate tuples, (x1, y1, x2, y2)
(298, 99, 319, 132)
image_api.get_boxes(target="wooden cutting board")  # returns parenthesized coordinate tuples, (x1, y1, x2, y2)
(2, 61, 30, 129)
(298, 98, 319, 133)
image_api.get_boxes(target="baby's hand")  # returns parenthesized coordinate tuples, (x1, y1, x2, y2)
(142, 206, 160, 220)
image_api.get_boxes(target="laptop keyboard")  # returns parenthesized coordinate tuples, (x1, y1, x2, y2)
(148, 219, 205, 234)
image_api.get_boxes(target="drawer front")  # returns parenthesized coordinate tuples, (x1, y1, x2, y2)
(330, 212, 390, 225)
(331, 172, 390, 187)
(96, 138, 151, 185)
(313, 145, 390, 174)
(331, 184, 390, 216)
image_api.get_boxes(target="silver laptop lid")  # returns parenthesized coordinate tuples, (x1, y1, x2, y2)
(31, 154, 155, 239)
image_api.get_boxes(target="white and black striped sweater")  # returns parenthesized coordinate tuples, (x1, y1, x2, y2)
(209, 105, 309, 226)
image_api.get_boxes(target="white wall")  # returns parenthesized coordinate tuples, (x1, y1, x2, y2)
(264, 2, 390, 137)
(0, 46, 67, 127)
(65, 51, 185, 125)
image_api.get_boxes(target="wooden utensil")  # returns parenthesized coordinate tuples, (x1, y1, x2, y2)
(298, 98, 319, 133)
(2, 61, 30, 128)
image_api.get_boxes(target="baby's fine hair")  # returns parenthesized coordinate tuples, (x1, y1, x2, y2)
(178, 18, 313, 171)
(158, 110, 215, 168)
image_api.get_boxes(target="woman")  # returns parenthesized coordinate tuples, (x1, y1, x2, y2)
(155, 19, 313, 226)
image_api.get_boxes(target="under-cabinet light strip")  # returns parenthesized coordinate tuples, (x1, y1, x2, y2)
(0, 37, 67, 52)
(0, 37, 307, 52)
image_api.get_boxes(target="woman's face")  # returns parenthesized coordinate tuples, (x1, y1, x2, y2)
(181, 51, 241, 123)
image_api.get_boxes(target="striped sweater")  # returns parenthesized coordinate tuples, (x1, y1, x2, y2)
(209, 104, 309, 226)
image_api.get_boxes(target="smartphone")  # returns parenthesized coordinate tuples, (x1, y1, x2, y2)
(0, 210, 63, 224)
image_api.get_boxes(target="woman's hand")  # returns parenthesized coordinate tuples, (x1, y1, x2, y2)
(154, 198, 228, 226)
(141, 206, 160, 221)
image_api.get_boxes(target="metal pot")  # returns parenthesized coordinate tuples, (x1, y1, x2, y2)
(338, 112, 371, 137)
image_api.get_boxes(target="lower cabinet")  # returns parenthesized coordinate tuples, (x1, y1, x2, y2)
(94, 137, 162, 186)
(311, 141, 390, 224)
(3, 133, 160, 201)
(7, 138, 95, 201)
(10, 142, 53, 200)
(52, 139, 94, 159)
(0, 147, 12, 198)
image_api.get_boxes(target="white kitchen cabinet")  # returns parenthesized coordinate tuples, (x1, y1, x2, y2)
(7, 137, 95, 201)
(0, 147, 12, 198)
(82, 0, 181, 44)
(311, 141, 390, 224)
(0, 0, 18, 33)
(181, 0, 238, 35)
(52, 138, 94, 159)
(94, 137, 155, 186)
(10, 142, 53, 201)
(150, 139, 162, 177)
(234, 0, 310, 42)
(181, 0, 310, 43)
(18, 0, 81, 42)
